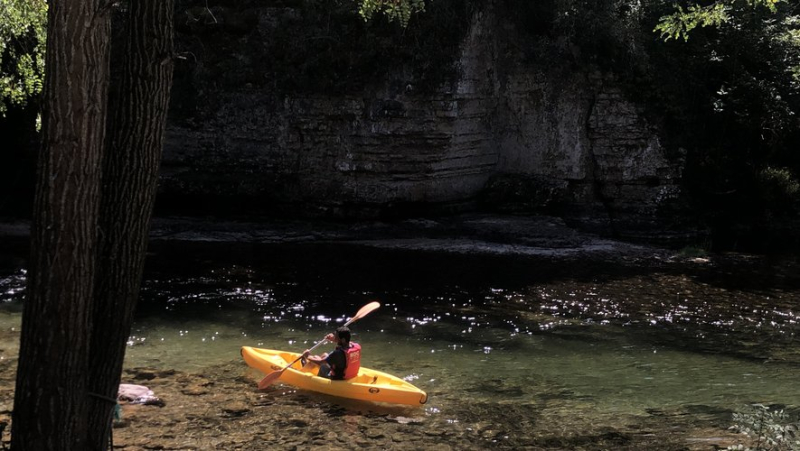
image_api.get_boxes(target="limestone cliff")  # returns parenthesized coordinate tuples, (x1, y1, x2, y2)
(160, 1, 689, 241)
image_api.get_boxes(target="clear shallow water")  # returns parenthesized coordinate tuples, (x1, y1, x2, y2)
(120, 309, 800, 414)
(1, 239, 800, 445)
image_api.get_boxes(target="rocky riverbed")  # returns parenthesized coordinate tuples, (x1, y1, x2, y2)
(0, 352, 745, 450)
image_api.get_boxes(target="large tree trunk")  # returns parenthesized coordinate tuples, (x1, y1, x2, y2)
(11, 1, 111, 449)
(85, 0, 174, 447)
(12, 0, 173, 448)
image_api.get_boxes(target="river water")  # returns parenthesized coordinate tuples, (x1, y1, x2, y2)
(1, 238, 799, 449)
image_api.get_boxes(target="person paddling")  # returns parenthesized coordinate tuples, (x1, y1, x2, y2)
(302, 326, 361, 380)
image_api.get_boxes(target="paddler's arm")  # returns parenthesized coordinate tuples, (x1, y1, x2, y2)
(302, 333, 336, 363)
(302, 352, 327, 364)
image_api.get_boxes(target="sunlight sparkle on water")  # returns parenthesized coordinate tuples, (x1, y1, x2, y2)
(126, 336, 146, 346)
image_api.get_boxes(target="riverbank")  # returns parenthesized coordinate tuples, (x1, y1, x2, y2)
(0, 213, 674, 259)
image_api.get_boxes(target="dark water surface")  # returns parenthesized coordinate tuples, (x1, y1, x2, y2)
(1, 238, 799, 449)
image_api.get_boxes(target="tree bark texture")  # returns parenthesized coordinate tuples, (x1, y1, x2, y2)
(11, 1, 111, 450)
(85, 0, 175, 448)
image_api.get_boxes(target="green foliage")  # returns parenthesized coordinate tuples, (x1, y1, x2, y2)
(655, 3, 731, 41)
(777, 15, 800, 88)
(656, 0, 785, 41)
(618, 0, 800, 249)
(728, 404, 800, 451)
(358, 0, 426, 27)
(0, 0, 46, 116)
(758, 167, 800, 216)
(759, 167, 800, 197)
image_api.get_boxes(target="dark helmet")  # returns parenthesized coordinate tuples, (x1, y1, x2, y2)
(335, 326, 351, 342)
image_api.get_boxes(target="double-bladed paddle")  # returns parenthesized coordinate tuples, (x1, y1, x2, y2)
(257, 301, 381, 389)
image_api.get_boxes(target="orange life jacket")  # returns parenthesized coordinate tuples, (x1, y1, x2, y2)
(342, 342, 361, 380)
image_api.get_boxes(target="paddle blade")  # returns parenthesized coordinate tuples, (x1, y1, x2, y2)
(352, 301, 381, 322)
(257, 371, 283, 389)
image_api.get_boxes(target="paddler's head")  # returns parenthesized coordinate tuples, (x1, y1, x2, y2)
(335, 326, 351, 346)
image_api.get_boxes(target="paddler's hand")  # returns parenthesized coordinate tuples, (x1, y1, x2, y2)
(302, 350, 311, 359)
(325, 333, 335, 342)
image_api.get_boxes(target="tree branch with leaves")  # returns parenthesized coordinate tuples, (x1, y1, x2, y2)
(655, 0, 786, 41)
(0, 0, 46, 116)
(358, 0, 426, 26)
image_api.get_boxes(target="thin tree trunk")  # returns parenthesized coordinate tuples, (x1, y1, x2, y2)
(11, 1, 111, 449)
(85, 0, 175, 448)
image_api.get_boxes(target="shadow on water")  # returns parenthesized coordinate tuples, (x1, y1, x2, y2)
(141, 240, 664, 292)
(130, 241, 800, 364)
(141, 240, 800, 301)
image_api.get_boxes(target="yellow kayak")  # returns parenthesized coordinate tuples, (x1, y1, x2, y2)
(241, 346, 428, 406)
